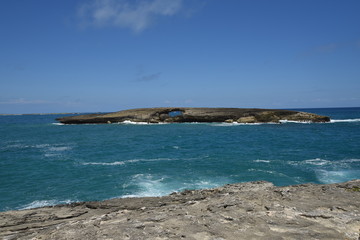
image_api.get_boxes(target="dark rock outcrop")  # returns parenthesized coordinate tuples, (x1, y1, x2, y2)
(56, 107, 330, 124)
(1, 180, 359, 239)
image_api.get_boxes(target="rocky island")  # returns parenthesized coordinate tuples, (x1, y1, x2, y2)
(1, 180, 359, 239)
(56, 107, 330, 124)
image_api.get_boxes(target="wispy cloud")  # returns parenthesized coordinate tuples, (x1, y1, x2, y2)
(314, 43, 338, 53)
(301, 43, 338, 57)
(78, 0, 183, 32)
(136, 72, 162, 82)
(0, 98, 82, 106)
(0, 98, 51, 105)
(301, 40, 360, 57)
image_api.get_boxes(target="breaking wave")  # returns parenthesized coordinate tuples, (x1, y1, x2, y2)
(121, 174, 229, 198)
(20, 199, 74, 210)
(330, 118, 360, 123)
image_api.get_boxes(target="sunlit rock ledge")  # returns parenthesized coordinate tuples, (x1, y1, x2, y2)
(56, 107, 330, 124)
(1, 180, 359, 239)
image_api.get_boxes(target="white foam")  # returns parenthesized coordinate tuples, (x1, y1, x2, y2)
(42, 145, 72, 157)
(121, 120, 151, 125)
(209, 122, 266, 127)
(52, 123, 64, 125)
(121, 174, 229, 198)
(81, 158, 176, 166)
(288, 158, 360, 168)
(48, 146, 72, 152)
(330, 118, 360, 123)
(20, 199, 74, 210)
(35, 144, 51, 149)
(316, 169, 360, 184)
(303, 158, 331, 166)
(119, 120, 168, 125)
(279, 120, 311, 124)
(253, 160, 271, 163)
(189, 179, 226, 189)
(342, 159, 360, 163)
(122, 174, 171, 198)
(82, 161, 127, 166)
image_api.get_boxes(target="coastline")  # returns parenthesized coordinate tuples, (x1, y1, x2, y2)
(1, 180, 359, 239)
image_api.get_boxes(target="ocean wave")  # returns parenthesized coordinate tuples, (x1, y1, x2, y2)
(247, 168, 291, 177)
(303, 158, 332, 166)
(286, 158, 360, 184)
(52, 123, 64, 125)
(121, 174, 229, 198)
(119, 120, 168, 125)
(20, 199, 74, 210)
(122, 174, 171, 198)
(315, 169, 360, 184)
(82, 161, 128, 166)
(279, 120, 312, 124)
(48, 146, 72, 152)
(253, 160, 271, 163)
(288, 158, 360, 167)
(330, 118, 360, 123)
(2, 142, 72, 153)
(81, 158, 176, 166)
(208, 122, 272, 127)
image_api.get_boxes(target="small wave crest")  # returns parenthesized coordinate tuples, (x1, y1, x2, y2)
(20, 199, 74, 210)
(253, 159, 271, 163)
(209, 122, 268, 127)
(279, 120, 311, 124)
(81, 158, 176, 166)
(119, 120, 168, 125)
(303, 158, 332, 166)
(288, 158, 360, 167)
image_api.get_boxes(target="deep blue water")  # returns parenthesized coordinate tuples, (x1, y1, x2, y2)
(1, 107, 359, 211)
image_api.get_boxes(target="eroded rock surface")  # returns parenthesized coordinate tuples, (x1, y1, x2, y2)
(1, 180, 359, 240)
(56, 107, 330, 124)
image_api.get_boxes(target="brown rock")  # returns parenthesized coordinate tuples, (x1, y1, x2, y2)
(56, 107, 330, 124)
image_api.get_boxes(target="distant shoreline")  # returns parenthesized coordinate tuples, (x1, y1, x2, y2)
(1, 106, 358, 116)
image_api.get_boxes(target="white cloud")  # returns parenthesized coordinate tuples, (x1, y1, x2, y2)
(79, 0, 183, 32)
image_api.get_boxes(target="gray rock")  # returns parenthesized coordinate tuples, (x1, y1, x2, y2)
(56, 107, 331, 124)
(1, 180, 359, 239)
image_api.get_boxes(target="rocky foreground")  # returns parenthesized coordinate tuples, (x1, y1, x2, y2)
(56, 107, 330, 124)
(1, 180, 359, 240)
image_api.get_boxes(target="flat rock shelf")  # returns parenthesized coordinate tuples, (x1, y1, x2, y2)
(56, 107, 330, 124)
(1, 180, 359, 239)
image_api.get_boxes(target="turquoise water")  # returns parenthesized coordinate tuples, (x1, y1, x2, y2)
(1, 108, 359, 211)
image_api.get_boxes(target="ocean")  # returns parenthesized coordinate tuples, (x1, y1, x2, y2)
(1, 107, 359, 212)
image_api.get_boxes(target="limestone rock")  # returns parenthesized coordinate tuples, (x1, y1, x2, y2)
(56, 107, 330, 124)
(1, 180, 359, 240)
(237, 116, 257, 123)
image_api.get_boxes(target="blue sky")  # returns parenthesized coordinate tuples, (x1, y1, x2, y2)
(0, 0, 359, 114)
